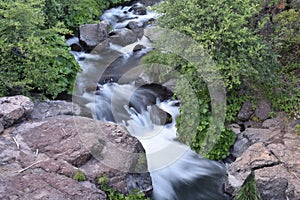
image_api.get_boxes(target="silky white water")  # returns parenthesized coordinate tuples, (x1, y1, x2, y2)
(93, 82, 227, 200)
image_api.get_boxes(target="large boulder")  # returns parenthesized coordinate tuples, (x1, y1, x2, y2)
(0, 116, 152, 199)
(79, 21, 110, 51)
(0, 95, 34, 129)
(110, 28, 139, 46)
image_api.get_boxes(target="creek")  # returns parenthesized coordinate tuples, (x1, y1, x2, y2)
(69, 2, 228, 200)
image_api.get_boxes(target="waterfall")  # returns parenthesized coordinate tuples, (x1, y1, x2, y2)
(70, 2, 228, 200)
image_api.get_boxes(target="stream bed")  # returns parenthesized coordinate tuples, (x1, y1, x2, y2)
(69, 2, 229, 200)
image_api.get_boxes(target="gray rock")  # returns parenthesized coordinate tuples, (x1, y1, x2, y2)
(231, 134, 250, 158)
(91, 39, 110, 55)
(133, 44, 146, 52)
(262, 117, 282, 129)
(255, 164, 300, 200)
(0, 95, 34, 128)
(149, 105, 170, 125)
(255, 100, 272, 121)
(110, 28, 138, 46)
(126, 21, 144, 39)
(237, 101, 254, 121)
(126, 21, 144, 30)
(227, 117, 300, 199)
(226, 143, 279, 195)
(243, 128, 281, 144)
(0, 122, 3, 134)
(29, 100, 81, 121)
(0, 116, 152, 199)
(79, 21, 110, 50)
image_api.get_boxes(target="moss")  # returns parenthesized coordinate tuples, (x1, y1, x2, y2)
(73, 170, 86, 182)
(97, 176, 149, 200)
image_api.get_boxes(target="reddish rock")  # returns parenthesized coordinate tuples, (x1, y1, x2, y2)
(0, 116, 152, 199)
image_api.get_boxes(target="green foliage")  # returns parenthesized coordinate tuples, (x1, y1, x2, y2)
(271, 9, 300, 117)
(97, 176, 149, 200)
(73, 170, 86, 182)
(0, 0, 79, 98)
(294, 124, 300, 136)
(0, 0, 129, 98)
(196, 128, 237, 160)
(272, 9, 300, 65)
(234, 173, 261, 200)
(155, 0, 279, 91)
(44, 0, 131, 29)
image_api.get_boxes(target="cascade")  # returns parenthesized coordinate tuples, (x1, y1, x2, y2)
(70, 2, 228, 200)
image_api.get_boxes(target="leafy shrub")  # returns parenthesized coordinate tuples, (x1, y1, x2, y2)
(154, 0, 279, 91)
(271, 9, 300, 117)
(0, 0, 129, 98)
(0, 0, 79, 98)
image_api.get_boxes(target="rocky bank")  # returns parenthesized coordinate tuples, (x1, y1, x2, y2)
(226, 100, 300, 200)
(0, 95, 152, 199)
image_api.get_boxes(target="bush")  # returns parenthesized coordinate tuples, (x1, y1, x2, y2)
(0, 0, 79, 98)
(154, 0, 279, 91)
(0, 0, 130, 98)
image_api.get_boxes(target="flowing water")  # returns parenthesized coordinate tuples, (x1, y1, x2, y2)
(70, 2, 228, 200)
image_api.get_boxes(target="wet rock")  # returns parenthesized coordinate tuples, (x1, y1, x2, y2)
(29, 100, 81, 121)
(110, 28, 138, 46)
(133, 44, 146, 52)
(0, 95, 34, 128)
(126, 21, 144, 30)
(129, 4, 147, 15)
(149, 105, 171, 125)
(122, 0, 162, 7)
(79, 21, 110, 51)
(255, 100, 272, 121)
(71, 43, 83, 52)
(0, 116, 152, 199)
(237, 101, 254, 121)
(91, 39, 110, 55)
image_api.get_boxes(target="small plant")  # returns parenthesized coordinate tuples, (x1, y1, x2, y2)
(73, 170, 86, 182)
(294, 124, 300, 136)
(234, 173, 261, 200)
(97, 176, 149, 200)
